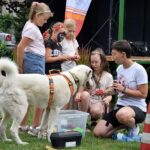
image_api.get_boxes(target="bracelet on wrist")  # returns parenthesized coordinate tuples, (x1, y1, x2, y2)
(122, 86, 126, 94)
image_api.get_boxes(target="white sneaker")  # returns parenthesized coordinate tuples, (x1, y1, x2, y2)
(127, 124, 140, 137)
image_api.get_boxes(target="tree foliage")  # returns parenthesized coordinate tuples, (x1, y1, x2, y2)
(0, 42, 13, 59)
(0, 0, 33, 42)
(0, 0, 26, 13)
(0, 13, 14, 33)
(13, 9, 28, 42)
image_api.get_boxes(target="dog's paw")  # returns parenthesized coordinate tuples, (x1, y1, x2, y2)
(5, 138, 12, 142)
(18, 141, 29, 145)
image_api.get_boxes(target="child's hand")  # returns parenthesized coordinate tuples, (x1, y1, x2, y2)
(75, 92, 82, 102)
(43, 30, 50, 40)
(60, 55, 72, 61)
(70, 55, 76, 60)
(74, 55, 80, 61)
(71, 55, 80, 61)
(102, 97, 111, 106)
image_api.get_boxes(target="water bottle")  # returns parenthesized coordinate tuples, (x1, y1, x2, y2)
(112, 133, 127, 141)
(112, 133, 141, 142)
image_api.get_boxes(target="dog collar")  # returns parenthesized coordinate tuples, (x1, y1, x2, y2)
(69, 71, 79, 91)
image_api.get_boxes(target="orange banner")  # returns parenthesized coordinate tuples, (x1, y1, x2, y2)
(65, 0, 92, 37)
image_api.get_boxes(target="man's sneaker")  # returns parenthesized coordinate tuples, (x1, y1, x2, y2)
(27, 126, 39, 136)
(127, 124, 140, 137)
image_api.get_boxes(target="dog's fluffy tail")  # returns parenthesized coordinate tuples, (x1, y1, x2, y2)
(0, 57, 18, 78)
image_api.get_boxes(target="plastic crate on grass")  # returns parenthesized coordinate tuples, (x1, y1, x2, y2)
(54, 110, 89, 137)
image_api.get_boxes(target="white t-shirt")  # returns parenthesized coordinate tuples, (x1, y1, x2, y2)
(116, 62, 148, 112)
(91, 71, 113, 101)
(22, 20, 45, 56)
(61, 38, 79, 71)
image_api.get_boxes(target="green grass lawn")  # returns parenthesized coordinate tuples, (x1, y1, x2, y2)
(0, 132, 140, 150)
(0, 107, 142, 150)
(0, 123, 140, 150)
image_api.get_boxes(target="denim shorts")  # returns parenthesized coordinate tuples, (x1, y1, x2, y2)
(23, 52, 45, 74)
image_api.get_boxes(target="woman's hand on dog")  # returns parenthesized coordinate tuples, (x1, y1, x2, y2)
(75, 92, 82, 102)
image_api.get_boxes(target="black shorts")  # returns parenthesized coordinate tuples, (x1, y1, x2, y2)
(103, 105, 146, 127)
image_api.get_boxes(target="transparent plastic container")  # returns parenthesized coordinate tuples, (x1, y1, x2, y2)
(55, 110, 89, 137)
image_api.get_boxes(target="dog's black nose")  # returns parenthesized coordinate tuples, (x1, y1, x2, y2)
(1, 70, 6, 77)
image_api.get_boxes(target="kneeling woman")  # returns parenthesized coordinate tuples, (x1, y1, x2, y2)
(75, 48, 113, 125)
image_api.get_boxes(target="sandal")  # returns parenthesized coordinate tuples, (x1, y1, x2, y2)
(28, 126, 39, 136)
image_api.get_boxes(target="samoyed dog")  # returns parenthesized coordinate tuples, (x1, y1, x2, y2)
(0, 57, 93, 145)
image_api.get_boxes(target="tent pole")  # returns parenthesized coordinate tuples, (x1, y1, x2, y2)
(118, 0, 125, 40)
(108, 0, 113, 54)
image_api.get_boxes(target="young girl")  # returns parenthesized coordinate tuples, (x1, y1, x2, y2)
(17, 1, 53, 134)
(45, 22, 72, 74)
(61, 18, 80, 71)
(75, 48, 113, 127)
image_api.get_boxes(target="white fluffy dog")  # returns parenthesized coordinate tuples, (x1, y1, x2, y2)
(0, 57, 93, 145)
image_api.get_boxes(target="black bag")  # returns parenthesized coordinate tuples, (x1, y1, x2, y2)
(130, 41, 150, 56)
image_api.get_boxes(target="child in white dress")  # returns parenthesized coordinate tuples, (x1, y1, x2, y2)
(61, 19, 80, 71)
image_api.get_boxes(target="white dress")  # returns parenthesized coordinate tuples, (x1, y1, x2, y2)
(61, 38, 79, 71)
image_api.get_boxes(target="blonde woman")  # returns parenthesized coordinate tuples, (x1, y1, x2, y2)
(17, 1, 53, 134)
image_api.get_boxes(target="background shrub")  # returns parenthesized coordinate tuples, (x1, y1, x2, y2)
(0, 42, 13, 59)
